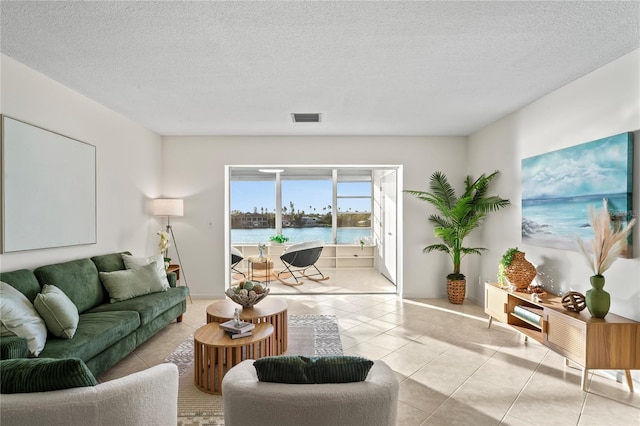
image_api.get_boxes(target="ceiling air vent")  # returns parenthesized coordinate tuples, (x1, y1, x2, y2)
(291, 113, 321, 123)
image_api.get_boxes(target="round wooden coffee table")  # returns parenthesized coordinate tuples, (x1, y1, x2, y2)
(206, 298, 288, 355)
(194, 322, 274, 394)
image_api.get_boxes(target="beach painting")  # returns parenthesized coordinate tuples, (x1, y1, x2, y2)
(521, 132, 634, 255)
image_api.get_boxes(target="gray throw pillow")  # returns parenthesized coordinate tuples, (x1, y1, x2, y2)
(34, 284, 79, 339)
(121, 254, 170, 289)
(99, 262, 166, 303)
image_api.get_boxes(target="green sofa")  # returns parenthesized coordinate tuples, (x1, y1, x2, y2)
(0, 252, 189, 376)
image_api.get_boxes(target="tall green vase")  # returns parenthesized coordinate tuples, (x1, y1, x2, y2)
(586, 275, 610, 318)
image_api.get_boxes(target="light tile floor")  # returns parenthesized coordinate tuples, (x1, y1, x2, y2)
(99, 295, 640, 425)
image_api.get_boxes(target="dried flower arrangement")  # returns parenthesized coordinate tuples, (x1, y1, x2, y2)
(576, 199, 636, 276)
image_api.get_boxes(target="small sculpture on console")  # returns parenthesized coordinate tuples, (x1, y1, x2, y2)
(561, 291, 587, 313)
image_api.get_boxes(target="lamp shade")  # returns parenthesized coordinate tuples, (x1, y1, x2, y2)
(153, 199, 184, 217)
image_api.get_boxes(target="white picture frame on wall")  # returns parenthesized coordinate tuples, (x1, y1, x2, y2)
(1, 116, 96, 253)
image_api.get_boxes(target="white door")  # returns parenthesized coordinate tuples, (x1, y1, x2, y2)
(377, 170, 397, 285)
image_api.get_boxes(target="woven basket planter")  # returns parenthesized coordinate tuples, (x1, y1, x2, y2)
(447, 278, 466, 304)
(505, 252, 536, 289)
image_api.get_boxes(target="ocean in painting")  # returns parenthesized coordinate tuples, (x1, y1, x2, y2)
(522, 193, 632, 251)
(231, 227, 371, 244)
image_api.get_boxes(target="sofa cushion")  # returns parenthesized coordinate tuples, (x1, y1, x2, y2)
(34, 285, 79, 339)
(99, 263, 166, 303)
(34, 258, 104, 314)
(122, 254, 170, 289)
(0, 357, 97, 394)
(254, 355, 374, 384)
(39, 311, 139, 361)
(0, 281, 47, 356)
(0, 269, 41, 303)
(90, 251, 131, 273)
(87, 286, 188, 326)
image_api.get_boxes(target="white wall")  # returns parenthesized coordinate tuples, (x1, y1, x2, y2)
(468, 49, 640, 322)
(161, 135, 467, 298)
(0, 55, 164, 271)
(6, 45, 635, 320)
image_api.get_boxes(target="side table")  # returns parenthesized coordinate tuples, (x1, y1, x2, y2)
(194, 322, 274, 394)
(206, 298, 287, 355)
(167, 264, 180, 281)
(247, 256, 273, 285)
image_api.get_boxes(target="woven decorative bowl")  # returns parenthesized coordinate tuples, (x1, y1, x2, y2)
(225, 280, 270, 308)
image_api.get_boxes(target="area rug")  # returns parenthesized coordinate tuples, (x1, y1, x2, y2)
(164, 314, 342, 426)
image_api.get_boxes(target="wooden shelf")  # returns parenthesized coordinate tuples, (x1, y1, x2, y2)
(509, 312, 542, 331)
(510, 324, 544, 343)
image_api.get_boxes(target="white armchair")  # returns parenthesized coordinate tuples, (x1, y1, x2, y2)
(0, 363, 178, 426)
(223, 359, 398, 426)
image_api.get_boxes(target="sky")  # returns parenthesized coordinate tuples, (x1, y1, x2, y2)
(231, 180, 372, 214)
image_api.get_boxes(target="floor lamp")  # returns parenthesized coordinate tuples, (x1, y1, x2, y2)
(153, 198, 192, 303)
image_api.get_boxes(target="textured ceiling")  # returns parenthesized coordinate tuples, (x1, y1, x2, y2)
(1, 1, 639, 136)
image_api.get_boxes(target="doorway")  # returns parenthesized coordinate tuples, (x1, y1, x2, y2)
(225, 165, 402, 295)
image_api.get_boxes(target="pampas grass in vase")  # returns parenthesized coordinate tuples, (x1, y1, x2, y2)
(576, 199, 636, 318)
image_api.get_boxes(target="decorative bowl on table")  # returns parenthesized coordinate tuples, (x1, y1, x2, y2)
(225, 280, 270, 308)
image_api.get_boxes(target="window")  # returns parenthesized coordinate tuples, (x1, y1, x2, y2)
(230, 180, 275, 243)
(229, 167, 373, 244)
(337, 180, 372, 244)
(281, 179, 332, 242)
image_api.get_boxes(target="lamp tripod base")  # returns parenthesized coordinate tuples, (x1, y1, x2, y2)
(166, 224, 192, 303)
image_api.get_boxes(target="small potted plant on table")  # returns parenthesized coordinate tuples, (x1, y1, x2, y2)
(269, 234, 289, 245)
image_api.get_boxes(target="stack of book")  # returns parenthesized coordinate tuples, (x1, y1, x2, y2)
(220, 319, 255, 339)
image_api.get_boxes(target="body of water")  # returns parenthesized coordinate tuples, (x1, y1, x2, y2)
(522, 193, 631, 241)
(231, 227, 371, 244)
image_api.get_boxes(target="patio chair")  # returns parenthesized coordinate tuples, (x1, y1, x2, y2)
(276, 240, 327, 285)
(231, 246, 246, 278)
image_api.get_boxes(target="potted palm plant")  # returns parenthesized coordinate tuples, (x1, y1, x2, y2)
(405, 171, 510, 304)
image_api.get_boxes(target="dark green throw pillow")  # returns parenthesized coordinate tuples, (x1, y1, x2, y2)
(254, 355, 312, 384)
(0, 336, 29, 360)
(0, 357, 97, 394)
(307, 356, 374, 383)
(254, 355, 373, 384)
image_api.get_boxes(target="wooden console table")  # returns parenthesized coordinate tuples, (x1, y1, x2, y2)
(485, 282, 640, 391)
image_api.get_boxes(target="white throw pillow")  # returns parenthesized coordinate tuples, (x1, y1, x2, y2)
(1, 322, 15, 337)
(0, 281, 47, 356)
(122, 254, 170, 289)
